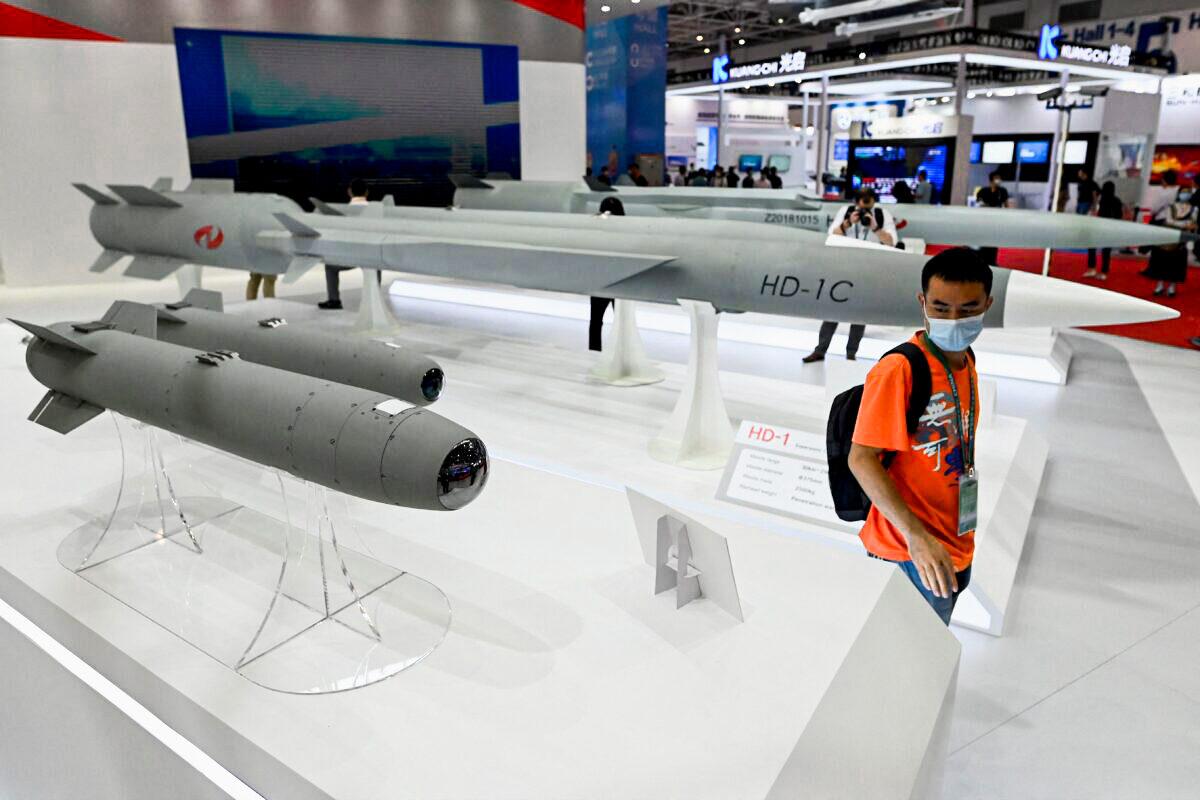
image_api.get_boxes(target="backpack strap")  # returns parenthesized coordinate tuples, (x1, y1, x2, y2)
(881, 341, 932, 434)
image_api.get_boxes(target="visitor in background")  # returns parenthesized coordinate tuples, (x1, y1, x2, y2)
(1144, 172, 1195, 298)
(672, 165, 687, 187)
(713, 165, 726, 186)
(892, 180, 915, 204)
(319, 179, 372, 310)
(804, 188, 897, 363)
(589, 196, 625, 350)
(767, 166, 783, 189)
(597, 166, 612, 186)
(689, 168, 710, 187)
(754, 170, 771, 189)
(913, 169, 933, 204)
(1075, 167, 1100, 216)
(741, 170, 755, 188)
(726, 167, 740, 188)
(245, 272, 276, 301)
(974, 170, 1010, 265)
(849, 247, 993, 625)
(1083, 182, 1124, 281)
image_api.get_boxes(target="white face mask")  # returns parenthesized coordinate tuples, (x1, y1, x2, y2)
(925, 307, 986, 352)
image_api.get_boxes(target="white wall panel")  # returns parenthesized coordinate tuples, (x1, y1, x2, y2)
(518, 60, 586, 181)
(0, 38, 191, 287)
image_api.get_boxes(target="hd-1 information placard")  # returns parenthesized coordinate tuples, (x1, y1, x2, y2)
(716, 420, 858, 533)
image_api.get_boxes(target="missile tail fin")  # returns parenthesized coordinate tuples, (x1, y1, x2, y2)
(88, 248, 126, 273)
(310, 198, 345, 217)
(283, 255, 323, 284)
(273, 212, 321, 238)
(151, 177, 173, 191)
(106, 184, 182, 208)
(72, 183, 119, 206)
(8, 319, 96, 354)
(28, 390, 106, 435)
(180, 288, 224, 312)
(183, 178, 235, 194)
(382, 195, 395, 207)
(583, 176, 616, 193)
(100, 301, 158, 338)
(123, 255, 188, 280)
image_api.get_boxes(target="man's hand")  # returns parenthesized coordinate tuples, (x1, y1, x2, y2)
(905, 529, 958, 598)
(866, 211, 879, 231)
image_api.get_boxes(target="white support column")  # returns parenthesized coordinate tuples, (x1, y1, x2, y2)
(648, 300, 734, 470)
(1042, 69, 1071, 276)
(354, 269, 402, 333)
(589, 300, 665, 386)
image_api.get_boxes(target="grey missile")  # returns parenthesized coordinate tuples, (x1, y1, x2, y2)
(14, 303, 487, 511)
(150, 288, 444, 404)
(450, 177, 1191, 250)
(75, 181, 1177, 330)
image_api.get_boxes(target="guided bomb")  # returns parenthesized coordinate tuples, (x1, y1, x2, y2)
(15, 302, 487, 511)
(151, 289, 444, 405)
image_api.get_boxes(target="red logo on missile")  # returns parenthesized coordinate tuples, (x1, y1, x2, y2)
(193, 225, 225, 250)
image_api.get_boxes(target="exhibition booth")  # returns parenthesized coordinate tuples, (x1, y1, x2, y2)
(1, 3, 1199, 800)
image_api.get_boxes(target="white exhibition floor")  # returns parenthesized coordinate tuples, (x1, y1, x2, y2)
(2, 271, 1200, 798)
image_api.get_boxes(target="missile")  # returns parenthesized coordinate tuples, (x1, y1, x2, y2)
(451, 177, 1191, 250)
(149, 288, 444, 405)
(14, 303, 488, 511)
(74, 180, 1177, 330)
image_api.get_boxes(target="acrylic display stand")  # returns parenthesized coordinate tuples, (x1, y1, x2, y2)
(588, 300, 666, 386)
(57, 414, 449, 694)
(648, 300, 734, 470)
(355, 268, 403, 333)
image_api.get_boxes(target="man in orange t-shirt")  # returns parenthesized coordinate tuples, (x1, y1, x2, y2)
(849, 247, 994, 625)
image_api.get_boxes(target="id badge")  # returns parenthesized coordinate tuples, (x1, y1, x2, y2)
(957, 469, 979, 536)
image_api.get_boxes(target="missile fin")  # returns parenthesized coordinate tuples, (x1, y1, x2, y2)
(100, 301, 158, 338)
(151, 177, 173, 191)
(156, 307, 185, 324)
(182, 178, 235, 194)
(8, 319, 96, 354)
(583, 176, 617, 193)
(106, 184, 182, 208)
(382, 195, 395, 207)
(181, 288, 224, 312)
(88, 248, 127, 273)
(654, 203, 707, 213)
(28, 390, 105, 435)
(309, 198, 345, 216)
(273, 212, 321, 238)
(72, 183, 119, 206)
(450, 174, 494, 190)
(283, 255, 323, 284)
(123, 255, 188, 280)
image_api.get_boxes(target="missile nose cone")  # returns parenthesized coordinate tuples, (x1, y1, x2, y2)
(421, 368, 445, 402)
(1002, 270, 1179, 328)
(437, 438, 489, 510)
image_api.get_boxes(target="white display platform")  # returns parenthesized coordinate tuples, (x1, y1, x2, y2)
(387, 276, 1074, 385)
(213, 300, 1045, 636)
(0, 335, 961, 799)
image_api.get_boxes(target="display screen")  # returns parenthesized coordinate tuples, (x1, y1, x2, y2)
(767, 154, 791, 173)
(174, 28, 520, 203)
(981, 141, 1015, 163)
(850, 143, 948, 202)
(739, 154, 764, 172)
(1064, 139, 1089, 164)
(1017, 141, 1050, 163)
(833, 138, 849, 162)
(970, 141, 982, 163)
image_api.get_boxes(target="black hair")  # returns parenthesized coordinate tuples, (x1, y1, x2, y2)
(918, 169, 927, 179)
(1101, 180, 1116, 197)
(855, 187, 878, 203)
(599, 196, 626, 216)
(627, 162, 640, 171)
(1162, 169, 1179, 185)
(921, 247, 994, 296)
(349, 178, 368, 197)
(988, 170, 1002, 181)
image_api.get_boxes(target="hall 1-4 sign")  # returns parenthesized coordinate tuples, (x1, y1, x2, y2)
(712, 49, 807, 85)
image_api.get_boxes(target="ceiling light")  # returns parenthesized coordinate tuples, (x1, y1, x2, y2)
(778, 17, 785, 24)
(703, 47, 710, 54)
(696, 34, 704, 41)
(600, 4, 610, 11)
(967, 91, 976, 99)
(738, 38, 745, 45)
(858, 51, 867, 60)
(734, 27, 741, 34)
(806, 125, 815, 135)
(941, 96, 950, 103)
(986, 90, 993, 97)
(631, 0, 640, 3)
(767, 81, 775, 87)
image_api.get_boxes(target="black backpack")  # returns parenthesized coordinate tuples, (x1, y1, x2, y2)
(826, 341, 972, 522)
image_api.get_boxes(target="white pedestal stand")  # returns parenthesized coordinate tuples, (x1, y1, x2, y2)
(588, 300, 665, 386)
(174, 265, 203, 297)
(354, 268, 402, 333)
(648, 300, 734, 470)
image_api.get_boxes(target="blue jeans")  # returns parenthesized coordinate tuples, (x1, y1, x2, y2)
(873, 555, 972, 626)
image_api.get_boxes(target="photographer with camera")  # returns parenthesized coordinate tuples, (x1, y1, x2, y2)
(803, 188, 897, 363)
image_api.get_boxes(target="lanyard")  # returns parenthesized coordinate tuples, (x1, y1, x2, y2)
(922, 333, 977, 473)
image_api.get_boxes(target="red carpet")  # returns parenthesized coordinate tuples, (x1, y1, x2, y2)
(928, 246, 1199, 349)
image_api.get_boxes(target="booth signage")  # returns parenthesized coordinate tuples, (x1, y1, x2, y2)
(1038, 23, 1132, 67)
(851, 114, 959, 140)
(712, 49, 807, 85)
